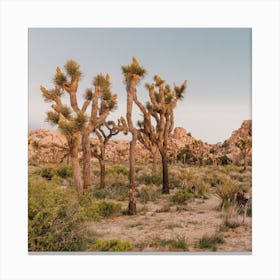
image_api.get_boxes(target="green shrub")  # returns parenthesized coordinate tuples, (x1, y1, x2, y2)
(172, 188, 194, 204)
(40, 167, 55, 180)
(137, 173, 162, 185)
(199, 234, 224, 251)
(28, 175, 88, 251)
(92, 189, 107, 199)
(89, 239, 134, 252)
(94, 201, 122, 218)
(56, 165, 73, 178)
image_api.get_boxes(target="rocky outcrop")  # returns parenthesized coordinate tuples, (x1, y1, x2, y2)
(28, 120, 252, 165)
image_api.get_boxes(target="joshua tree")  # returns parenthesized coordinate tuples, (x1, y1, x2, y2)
(235, 136, 252, 171)
(40, 84, 87, 197)
(121, 57, 146, 215)
(41, 60, 116, 196)
(91, 118, 128, 189)
(135, 75, 187, 194)
(81, 74, 117, 191)
(191, 139, 204, 166)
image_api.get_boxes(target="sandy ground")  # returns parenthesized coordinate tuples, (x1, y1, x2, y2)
(86, 188, 252, 252)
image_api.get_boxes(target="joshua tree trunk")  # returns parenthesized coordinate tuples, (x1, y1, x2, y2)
(99, 146, 106, 189)
(128, 133, 137, 214)
(69, 136, 83, 197)
(243, 153, 247, 171)
(161, 149, 169, 194)
(152, 151, 157, 175)
(82, 131, 91, 191)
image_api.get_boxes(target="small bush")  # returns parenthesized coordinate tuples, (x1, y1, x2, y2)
(217, 155, 231, 165)
(56, 165, 73, 178)
(92, 189, 107, 199)
(137, 173, 162, 185)
(94, 201, 122, 218)
(149, 235, 189, 251)
(221, 204, 244, 229)
(172, 188, 194, 204)
(40, 167, 55, 180)
(199, 234, 224, 251)
(112, 165, 129, 176)
(137, 185, 160, 203)
(89, 239, 134, 252)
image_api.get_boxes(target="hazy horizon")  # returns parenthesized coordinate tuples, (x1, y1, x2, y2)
(29, 28, 251, 144)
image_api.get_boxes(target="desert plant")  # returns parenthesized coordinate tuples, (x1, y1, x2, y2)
(122, 57, 147, 215)
(199, 234, 225, 251)
(215, 178, 240, 209)
(135, 75, 187, 194)
(89, 239, 134, 252)
(40, 167, 55, 180)
(56, 165, 73, 178)
(235, 136, 252, 171)
(172, 188, 194, 204)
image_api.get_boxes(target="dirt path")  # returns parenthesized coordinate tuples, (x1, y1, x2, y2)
(86, 190, 252, 252)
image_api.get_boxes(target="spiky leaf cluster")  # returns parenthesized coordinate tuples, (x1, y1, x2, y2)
(121, 57, 146, 81)
(74, 111, 88, 130)
(84, 88, 93, 101)
(60, 105, 72, 119)
(64, 60, 82, 80)
(41, 86, 62, 102)
(46, 111, 60, 125)
(54, 72, 67, 87)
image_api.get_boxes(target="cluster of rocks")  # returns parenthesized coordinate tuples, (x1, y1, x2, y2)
(28, 120, 252, 166)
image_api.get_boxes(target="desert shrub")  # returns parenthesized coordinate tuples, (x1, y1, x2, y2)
(215, 178, 240, 209)
(172, 188, 194, 204)
(221, 204, 244, 229)
(28, 175, 87, 251)
(149, 235, 189, 251)
(29, 174, 121, 251)
(217, 155, 231, 165)
(40, 167, 55, 180)
(92, 189, 107, 199)
(111, 165, 129, 176)
(56, 165, 73, 178)
(94, 201, 122, 218)
(199, 234, 225, 251)
(89, 239, 134, 252)
(187, 179, 210, 199)
(79, 194, 122, 219)
(107, 184, 129, 201)
(137, 173, 162, 185)
(137, 185, 160, 203)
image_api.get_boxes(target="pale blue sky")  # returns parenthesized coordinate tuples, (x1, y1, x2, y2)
(29, 28, 251, 144)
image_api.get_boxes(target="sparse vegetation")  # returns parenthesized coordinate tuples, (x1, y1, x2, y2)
(199, 234, 225, 251)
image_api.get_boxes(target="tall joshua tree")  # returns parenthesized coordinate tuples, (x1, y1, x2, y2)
(91, 118, 128, 189)
(41, 60, 116, 195)
(235, 136, 252, 171)
(81, 74, 117, 191)
(121, 57, 146, 215)
(135, 75, 187, 194)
